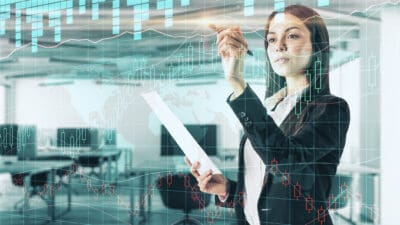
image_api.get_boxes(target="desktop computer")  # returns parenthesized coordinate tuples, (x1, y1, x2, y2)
(57, 128, 100, 150)
(102, 129, 117, 146)
(0, 124, 37, 160)
(0, 124, 18, 156)
(17, 126, 37, 160)
(161, 124, 217, 156)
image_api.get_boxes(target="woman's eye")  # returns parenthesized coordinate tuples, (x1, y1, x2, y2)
(268, 38, 275, 43)
(288, 34, 299, 39)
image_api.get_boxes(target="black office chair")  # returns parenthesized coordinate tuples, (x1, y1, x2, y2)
(11, 172, 48, 211)
(31, 155, 80, 195)
(77, 150, 122, 183)
(157, 173, 211, 225)
(77, 155, 104, 179)
(328, 174, 354, 224)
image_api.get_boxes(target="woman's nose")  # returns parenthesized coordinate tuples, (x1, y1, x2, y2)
(275, 38, 287, 52)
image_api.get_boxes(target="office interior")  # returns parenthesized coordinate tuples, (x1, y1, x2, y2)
(0, 0, 399, 224)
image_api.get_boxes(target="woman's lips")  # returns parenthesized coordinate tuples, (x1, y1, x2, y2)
(275, 58, 290, 64)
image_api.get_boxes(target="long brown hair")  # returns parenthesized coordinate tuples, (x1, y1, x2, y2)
(264, 5, 331, 99)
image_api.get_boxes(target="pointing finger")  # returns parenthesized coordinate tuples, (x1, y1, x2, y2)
(190, 162, 201, 178)
(208, 23, 226, 33)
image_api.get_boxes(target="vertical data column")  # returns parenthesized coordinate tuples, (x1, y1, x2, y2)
(112, 0, 120, 34)
(79, 0, 86, 14)
(157, 0, 173, 27)
(92, 0, 99, 20)
(318, 0, 330, 7)
(0, 2, 11, 35)
(128, 0, 149, 40)
(30, 14, 44, 53)
(66, 0, 73, 24)
(49, 11, 61, 42)
(181, 0, 189, 7)
(187, 43, 194, 72)
(274, 0, 285, 11)
(26, 2, 45, 53)
(244, 0, 254, 17)
(15, 8, 22, 48)
(164, 0, 173, 27)
(314, 60, 322, 92)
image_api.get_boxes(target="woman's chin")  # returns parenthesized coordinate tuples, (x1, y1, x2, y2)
(271, 65, 291, 77)
(273, 70, 291, 77)
(273, 67, 304, 78)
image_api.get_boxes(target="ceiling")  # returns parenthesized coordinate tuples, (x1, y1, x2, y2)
(0, 0, 389, 83)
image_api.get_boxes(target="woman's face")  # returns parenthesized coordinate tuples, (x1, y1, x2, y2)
(266, 13, 313, 78)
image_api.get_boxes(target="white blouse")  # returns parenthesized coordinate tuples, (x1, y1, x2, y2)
(243, 87, 305, 225)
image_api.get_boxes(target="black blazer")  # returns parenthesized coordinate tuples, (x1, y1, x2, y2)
(215, 85, 350, 225)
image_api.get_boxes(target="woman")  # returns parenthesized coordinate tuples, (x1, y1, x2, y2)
(185, 5, 350, 225)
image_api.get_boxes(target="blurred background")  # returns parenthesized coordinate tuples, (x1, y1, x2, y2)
(0, 0, 398, 224)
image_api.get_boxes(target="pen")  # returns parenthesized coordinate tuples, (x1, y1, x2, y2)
(208, 23, 253, 56)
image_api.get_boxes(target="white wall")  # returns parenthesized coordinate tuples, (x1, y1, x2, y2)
(380, 5, 400, 224)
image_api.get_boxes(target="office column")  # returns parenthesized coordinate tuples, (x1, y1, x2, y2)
(380, 4, 400, 225)
(0, 39, 14, 123)
(5, 80, 16, 123)
(359, 15, 381, 223)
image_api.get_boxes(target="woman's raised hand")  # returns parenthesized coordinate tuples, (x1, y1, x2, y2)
(184, 157, 229, 197)
(209, 24, 247, 96)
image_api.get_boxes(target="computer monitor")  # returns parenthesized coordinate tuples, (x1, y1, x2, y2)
(17, 126, 37, 160)
(57, 128, 94, 148)
(161, 124, 217, 156)
(103, 129, 117, 146)
(0, 124, 18, 156)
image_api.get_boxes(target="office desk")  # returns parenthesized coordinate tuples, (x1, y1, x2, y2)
(0, 159, 74, 221)
(37, 148, 123, 183)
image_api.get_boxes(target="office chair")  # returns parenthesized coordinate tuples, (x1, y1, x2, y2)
(328, 174, 354, 224)
(157, 173, 211, 225)
(11, 172, 49, 211)
(28, 155, 80, 195)
(76, 155, 105, 179)
(77, 150, 121, 183)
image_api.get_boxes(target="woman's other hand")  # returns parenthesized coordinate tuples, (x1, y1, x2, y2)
(184, 157, 229, 197)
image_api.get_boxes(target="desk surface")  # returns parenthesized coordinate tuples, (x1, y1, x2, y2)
(78, 149, 121, 157)
(36, 148, 122, 160)
(0, 159, 74, 174)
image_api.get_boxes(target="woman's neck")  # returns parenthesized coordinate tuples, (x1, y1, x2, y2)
(285, 75, 309, 96)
